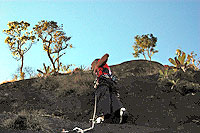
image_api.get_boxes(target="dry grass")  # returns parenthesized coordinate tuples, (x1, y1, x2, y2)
(55, 71, 95, 97)
(0, 79, 18, 85)
(1, 109, 52, 132)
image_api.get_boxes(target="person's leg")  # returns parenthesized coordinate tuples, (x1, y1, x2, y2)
(110, 92, 123, 113)
(95, 85, 112, 123)
(110, 91, 128, 124)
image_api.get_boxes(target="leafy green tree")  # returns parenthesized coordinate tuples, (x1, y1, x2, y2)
(132, 33, 158, 61)
(33, 20, 72, 73)
(3, 21, 36, 79)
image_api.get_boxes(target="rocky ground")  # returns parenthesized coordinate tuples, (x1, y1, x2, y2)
(0, 60, 200, 133)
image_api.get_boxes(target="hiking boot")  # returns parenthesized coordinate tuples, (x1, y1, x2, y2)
(119, 108, 128, 124)
(95, 116, 104, 124)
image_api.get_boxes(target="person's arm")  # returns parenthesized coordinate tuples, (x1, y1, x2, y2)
(93, 53, 109, 73)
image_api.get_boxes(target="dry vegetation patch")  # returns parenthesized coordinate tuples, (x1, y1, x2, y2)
(1, 110, 52, 132)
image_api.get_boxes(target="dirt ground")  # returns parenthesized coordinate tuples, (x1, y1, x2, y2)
(0, 60, 199, 133)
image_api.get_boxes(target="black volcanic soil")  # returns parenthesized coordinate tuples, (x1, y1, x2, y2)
(0, 60, 200, 133)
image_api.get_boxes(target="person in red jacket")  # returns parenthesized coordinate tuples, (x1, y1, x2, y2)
(91, 53, 127, 124)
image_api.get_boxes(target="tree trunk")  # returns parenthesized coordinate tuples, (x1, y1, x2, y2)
(57, 52, 60, 72)
(47, 40, 56, 72)
(147, 49, 151, 61)
(47, 50, 56, 71)
(20, 55, 24, 79)
(143, 52, 146, 60)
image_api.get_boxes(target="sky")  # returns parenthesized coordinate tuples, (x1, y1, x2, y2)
(0, 0, 199, 82)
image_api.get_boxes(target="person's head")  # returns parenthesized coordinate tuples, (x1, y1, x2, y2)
(91, 59, 99, 70)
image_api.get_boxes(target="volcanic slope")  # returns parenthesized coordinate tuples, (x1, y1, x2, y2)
(0, 60, 199, 133)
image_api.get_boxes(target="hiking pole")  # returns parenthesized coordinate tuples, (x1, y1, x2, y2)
(62, 94, 97, 133)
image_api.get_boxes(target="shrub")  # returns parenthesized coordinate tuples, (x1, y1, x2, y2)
(168, 49, 199, 72)
(158, 67, 200, 95)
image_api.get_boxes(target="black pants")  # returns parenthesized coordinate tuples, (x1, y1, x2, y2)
(95, 78, 123, 117)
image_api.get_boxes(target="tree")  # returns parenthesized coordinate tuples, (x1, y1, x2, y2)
(132, 33, 158, 61)
(33, 20, 72, 73)
(3, 21, 36, 79)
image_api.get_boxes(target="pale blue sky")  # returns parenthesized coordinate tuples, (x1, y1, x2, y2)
(0, 0, 199, 82)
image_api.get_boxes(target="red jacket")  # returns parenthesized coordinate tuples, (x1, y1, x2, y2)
(96, 59, 112, 78)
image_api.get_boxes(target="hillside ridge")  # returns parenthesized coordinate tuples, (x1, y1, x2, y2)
(0, 60, 199, 133)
